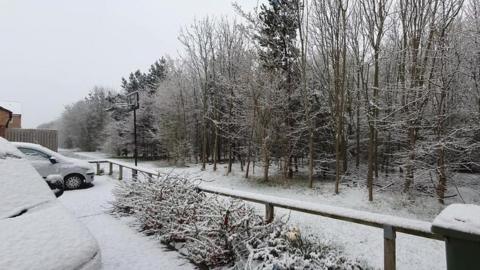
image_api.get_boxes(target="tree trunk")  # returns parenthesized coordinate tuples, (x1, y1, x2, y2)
(262, 124, 270, 181)
(263, 150, 269, 182)
(227, 140, 232, 174)
(201, 119, 207, 170)
(356, 72, 361, 169)
(213, 126, 218, 171)
(403, 127, 416, 192)
(335, 126, 343, 194)
(436, 144, 447, 204)
(342, 134, 347, 174)
(240, 154, 244, 171)
(308, 131, 314, 188)
(374, 129, 379, 178)
(294, 156, 298, 172)
(287, 156, 293, 179)
(367, 124, 374, 201)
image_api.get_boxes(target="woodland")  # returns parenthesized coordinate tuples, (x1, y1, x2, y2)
(45, 0, 480, 203)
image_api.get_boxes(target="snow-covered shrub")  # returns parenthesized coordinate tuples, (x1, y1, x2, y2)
(245, 226, 368, 270)
(110, 175, 370, 269)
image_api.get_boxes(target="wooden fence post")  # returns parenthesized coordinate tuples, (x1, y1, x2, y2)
(96, 163, 101, 175)
(384, 225, 396, 270)
(108, 162, 113, 175)
(265, 203, 274, 223)
(119, 165, 123, 180)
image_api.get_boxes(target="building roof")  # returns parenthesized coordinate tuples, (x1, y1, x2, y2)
(0, 106, 12, 114)
(0, 101, 21, 115)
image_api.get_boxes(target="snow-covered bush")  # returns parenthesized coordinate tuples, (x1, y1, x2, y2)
(110, 175, 370, 269)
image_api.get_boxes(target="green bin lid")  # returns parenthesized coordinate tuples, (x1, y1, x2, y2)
(431, 204, 480, 242)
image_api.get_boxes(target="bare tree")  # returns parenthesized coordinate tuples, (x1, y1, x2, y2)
(312, 0, 349, 194)
(361, 0, 390, 200)
(179, 18, 216, 171)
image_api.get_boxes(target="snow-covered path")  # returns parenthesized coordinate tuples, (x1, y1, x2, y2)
(59, 176, 195, 270)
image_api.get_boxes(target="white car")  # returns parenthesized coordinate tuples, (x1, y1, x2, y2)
(13, 142, 95, 190)
(0, 137, 101, 270)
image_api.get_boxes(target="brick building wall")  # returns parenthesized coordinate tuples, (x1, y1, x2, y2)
(0, 107, 12, 138)
(10, 114, 21, 128)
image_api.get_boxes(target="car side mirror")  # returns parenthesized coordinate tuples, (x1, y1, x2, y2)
(46, 174, 64, 197)
(49, 157, 57, 164)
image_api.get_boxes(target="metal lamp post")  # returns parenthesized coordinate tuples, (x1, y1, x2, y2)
(127, 91, 140, 167)
(106, 91, 140, 168)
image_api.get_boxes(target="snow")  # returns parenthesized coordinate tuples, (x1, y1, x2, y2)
(0, 138, 54, 219)
(69, 152, 450, 270)
(195, 185, 444, 269)
(0, 137, 23, 159)
(0, 203, 101, 270)
(432, 204, 480, 239)
(14, 142, 93, 170)
(89, 158, 161, 176)
(0, 100, 22, 114)
(59, 175, 195, 270)
(0, 157, 55, 219)
(109, 173, 370, 269)
(0, 138, 101, 270)
(199, 185, 435, 234)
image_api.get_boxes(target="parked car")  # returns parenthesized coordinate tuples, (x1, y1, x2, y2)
(0, 137, 101, 270)
(13, 142, 95, 189)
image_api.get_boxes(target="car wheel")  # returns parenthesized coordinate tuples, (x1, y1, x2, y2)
(64, 175, 83, 190)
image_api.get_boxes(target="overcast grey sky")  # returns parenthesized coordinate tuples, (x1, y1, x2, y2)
(0, 0, 260, 128)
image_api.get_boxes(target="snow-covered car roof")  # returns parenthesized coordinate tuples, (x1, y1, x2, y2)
(12, 142, 92, 168)
(0, 137, 24, 159)
(0, 137, 101, 270)
(12, 141, 58, 156)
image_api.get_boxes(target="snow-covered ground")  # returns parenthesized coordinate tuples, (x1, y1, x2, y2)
(58, 175, 195, 270)
(68, 151, 480, 220)
(62, 151, 468, 270)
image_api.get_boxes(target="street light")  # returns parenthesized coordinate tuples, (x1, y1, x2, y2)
(127, 91, 140, 167)
(106, 91, 140, 167)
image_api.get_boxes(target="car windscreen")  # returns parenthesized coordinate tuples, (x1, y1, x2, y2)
(18, 147, 51, 161)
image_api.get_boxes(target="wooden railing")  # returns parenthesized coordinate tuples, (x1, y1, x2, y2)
(89, 159, 444, 270)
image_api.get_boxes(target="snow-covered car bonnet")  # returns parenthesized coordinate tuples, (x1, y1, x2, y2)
(0, 138, 54, 219)
(63, 157, 94, 170)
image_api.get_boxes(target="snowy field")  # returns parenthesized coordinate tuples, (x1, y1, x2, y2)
(58, 175, 195, 270)
(57, 150, 474, 269)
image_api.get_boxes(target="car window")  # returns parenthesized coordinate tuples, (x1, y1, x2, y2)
(18, 147, 50, 161)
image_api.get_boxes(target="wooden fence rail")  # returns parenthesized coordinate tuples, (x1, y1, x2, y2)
(6, 128, 58, 151)
(89, 159, 444, 270)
